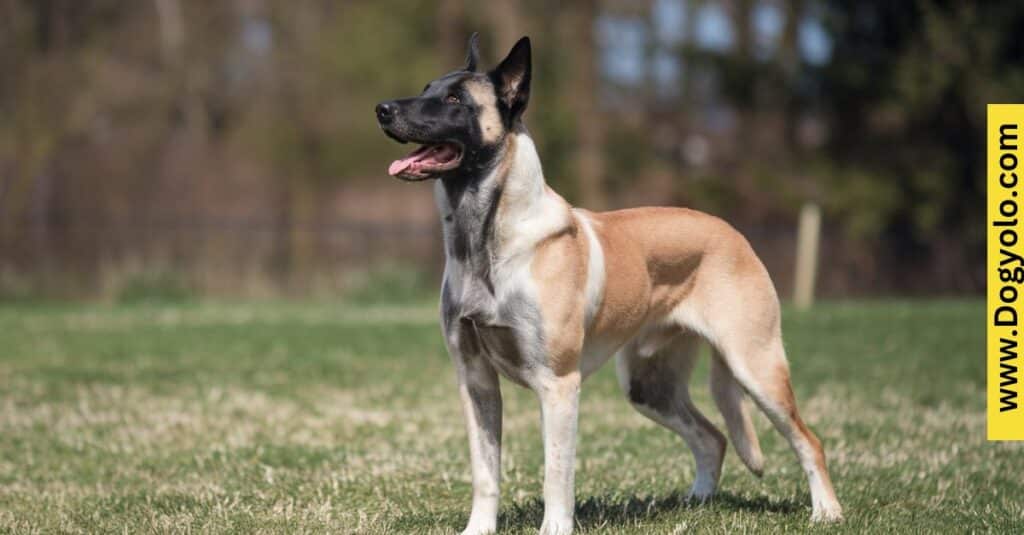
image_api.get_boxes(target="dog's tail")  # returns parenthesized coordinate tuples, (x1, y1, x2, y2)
(710, 352, 765, 477)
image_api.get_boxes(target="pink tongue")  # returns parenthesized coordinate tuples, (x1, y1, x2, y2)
(389, 145, 435, 176)
(388, 156, 417, 176)
(388, 145, 454, 176)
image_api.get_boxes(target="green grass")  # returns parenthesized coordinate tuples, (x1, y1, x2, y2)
(0, 299, 1019, 533)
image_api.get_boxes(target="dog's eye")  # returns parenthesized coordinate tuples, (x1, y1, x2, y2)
(446, 94, 460, 104)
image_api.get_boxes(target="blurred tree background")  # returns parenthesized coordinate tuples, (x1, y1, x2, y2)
(0, 0, 1015, 300)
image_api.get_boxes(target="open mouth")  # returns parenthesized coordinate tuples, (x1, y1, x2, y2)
(388, 143, 463, 181)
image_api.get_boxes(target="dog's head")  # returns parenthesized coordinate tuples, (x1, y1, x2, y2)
(376, 33, 531, 181)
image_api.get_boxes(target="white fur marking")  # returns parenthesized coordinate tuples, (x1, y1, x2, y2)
(494, 134, 570, 259)
(575, 210, 605, 328)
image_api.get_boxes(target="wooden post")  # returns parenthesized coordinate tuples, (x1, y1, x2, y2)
(794, 202, 821, 310)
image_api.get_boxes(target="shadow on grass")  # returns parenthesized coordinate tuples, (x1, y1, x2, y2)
(494, 490, 805, 531)
(391, 490, 806, 532)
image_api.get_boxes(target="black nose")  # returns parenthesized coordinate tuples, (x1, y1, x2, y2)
(376, 101, 397, 124)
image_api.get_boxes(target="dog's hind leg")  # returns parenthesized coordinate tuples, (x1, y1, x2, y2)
(615, 333, 727, 500)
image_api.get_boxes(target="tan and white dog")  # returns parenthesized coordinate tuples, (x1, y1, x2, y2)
(376, 34, 842, 535)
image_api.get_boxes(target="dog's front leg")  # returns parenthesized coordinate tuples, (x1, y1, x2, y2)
(537, 371, 580, 535)
(452, 349, 503, 535)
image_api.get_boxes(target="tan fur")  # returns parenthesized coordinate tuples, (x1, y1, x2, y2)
(490, 134, 516, 190)
(579, 207, 731, 344)
(530, 211, 587, 376)
(489, 134, 522, 252)
(710, 351, 765, 476)
(466, 80, 504, 144)
(527, 205, 767, 369)
(524, 201, 841, 523)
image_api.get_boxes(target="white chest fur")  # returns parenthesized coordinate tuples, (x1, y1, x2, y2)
(436, 134, 574, 386)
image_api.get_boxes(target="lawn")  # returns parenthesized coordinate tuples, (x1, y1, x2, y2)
(0, 299, 1019, 533)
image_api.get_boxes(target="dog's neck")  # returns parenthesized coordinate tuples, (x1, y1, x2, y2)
(435, 131, 571, 282)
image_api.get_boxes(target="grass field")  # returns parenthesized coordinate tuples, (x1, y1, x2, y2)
(0, 298, 1019, 533)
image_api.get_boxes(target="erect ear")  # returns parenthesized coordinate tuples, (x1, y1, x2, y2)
(464, 32, 480, 72)
(489, 36, 531, 120)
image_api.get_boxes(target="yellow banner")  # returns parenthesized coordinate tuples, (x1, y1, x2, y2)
(988, 104, 1024, 440)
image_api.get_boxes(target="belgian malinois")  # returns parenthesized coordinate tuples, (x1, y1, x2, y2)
(375, 34, 842, 535)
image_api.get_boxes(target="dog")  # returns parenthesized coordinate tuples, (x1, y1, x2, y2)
(375, 34, 843, 535)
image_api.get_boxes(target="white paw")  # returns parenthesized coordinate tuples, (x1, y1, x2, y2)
(539, 516, 574, 535)
(810, 504, 844, 523)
